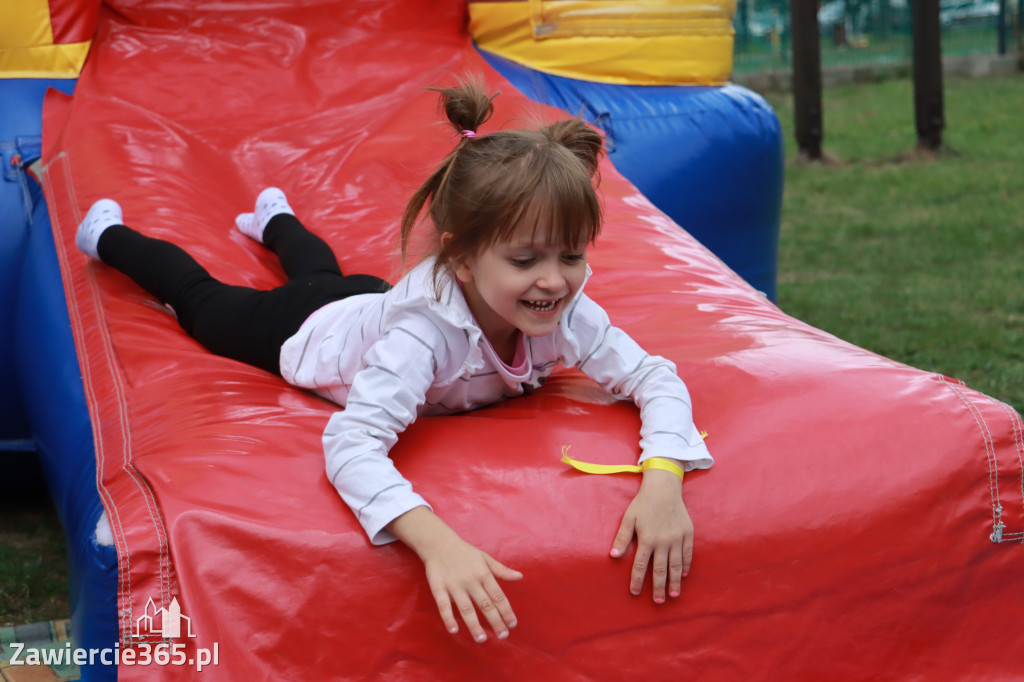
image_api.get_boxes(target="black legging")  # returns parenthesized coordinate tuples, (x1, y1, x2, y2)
(96, 214, 391, 374)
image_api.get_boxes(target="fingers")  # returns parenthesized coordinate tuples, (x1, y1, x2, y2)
(609, 513, 636, 559)
(431, 583, 492, 643)
(650, 545, 671, 603)
(633, 542, 688, 603)
(482, 556, 520, 637)
(667, 541, 684, 599)
(486, 555, 524, 583)
(681, 528, 693, 579)
(454, 589, 490, 643)
(431, 587, 461, 636)
(473, 578, 518, 641)
(620, 518, 693, 602)
(650, 530, 693, 602)
(616, 480, 695, 602)
(428, 557, 520, 643)
(443, 580, 517, 643)
(630, 544, 651, 596)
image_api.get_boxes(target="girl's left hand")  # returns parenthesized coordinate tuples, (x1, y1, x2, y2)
(609, 466, 693, 603)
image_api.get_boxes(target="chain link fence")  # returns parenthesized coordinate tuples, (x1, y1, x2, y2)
(734, 0, 1022, 73)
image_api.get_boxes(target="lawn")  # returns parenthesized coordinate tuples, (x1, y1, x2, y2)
(0, 459, 69, 627)
(764, 71, 1024, 413)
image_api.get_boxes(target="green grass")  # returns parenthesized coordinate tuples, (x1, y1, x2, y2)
(0, 462, 69, 627)
(764, 72, 1024, 413)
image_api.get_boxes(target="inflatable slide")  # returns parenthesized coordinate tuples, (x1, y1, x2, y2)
(5, 0, 1022, 680)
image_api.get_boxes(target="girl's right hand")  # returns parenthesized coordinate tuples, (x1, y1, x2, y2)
(387, 507, 522, 642)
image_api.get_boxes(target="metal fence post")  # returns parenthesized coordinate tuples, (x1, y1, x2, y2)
(911, 0, 944, 150)
(791, 0, 823, 159)
(998, 0, 1008, 54)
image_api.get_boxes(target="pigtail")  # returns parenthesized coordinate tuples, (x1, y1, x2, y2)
(400, 163, 446, 261)
(432, 77, 498, 138)
(544, 119, 604, 180)
(400, 77, 501, 264)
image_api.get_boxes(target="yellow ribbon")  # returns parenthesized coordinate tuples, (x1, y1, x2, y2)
(561, 446, 686, 481)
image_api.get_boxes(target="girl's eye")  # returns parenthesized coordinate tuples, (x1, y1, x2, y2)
(562, 254, 585, 264)
(510, 258, 535, 268)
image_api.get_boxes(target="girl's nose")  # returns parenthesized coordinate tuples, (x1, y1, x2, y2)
(536, 262, 566, 291)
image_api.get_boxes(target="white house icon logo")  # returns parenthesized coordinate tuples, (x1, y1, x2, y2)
(134, 597, 196, 639)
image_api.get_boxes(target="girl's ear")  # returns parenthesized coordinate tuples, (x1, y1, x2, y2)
(452, 258, 474, 284)
(441, 232, 474, 283)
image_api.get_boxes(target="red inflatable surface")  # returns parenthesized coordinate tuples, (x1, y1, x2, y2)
(41, 1, 1022, 679)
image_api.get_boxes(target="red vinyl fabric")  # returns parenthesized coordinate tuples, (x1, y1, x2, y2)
(47, 0, 101, 45)
(41, 1, 1022, 679)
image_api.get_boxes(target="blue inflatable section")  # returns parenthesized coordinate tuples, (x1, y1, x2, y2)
(479, 51, 785, 301)
(1, 79, 73, 449)
(21, 194, 120, 682)
(2, 78, 120, 681)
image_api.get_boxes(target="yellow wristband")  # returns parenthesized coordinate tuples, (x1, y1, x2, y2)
(640, 457, 685, 481)
(561, 447, 685, 481)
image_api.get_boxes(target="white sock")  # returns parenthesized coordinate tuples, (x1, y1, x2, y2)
(235, 187, 294, 243)
(76, 199, 123, 260)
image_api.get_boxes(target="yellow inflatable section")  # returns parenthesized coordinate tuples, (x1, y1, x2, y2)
(468, 0, 736, 85)
(0, 0, 98, 78)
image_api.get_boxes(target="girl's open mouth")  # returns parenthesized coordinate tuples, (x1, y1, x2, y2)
(522, 298, 560, 312)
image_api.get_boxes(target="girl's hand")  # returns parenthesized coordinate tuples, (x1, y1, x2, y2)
(388, 507, 522, 642)
(609, 466, 693, 603)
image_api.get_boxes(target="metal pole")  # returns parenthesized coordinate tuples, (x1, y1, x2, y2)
(910, 0, 944, 150)
(790, 0, 823, 160)
(997, 0, 1007, 55)
(1019, 0, 1024, 57)
(738, 0, 750, 50)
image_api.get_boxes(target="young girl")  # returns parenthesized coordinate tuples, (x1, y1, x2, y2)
(76, 79, 713, 644)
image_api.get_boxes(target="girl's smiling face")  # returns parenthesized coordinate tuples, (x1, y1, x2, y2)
(450, 222, 588, 362)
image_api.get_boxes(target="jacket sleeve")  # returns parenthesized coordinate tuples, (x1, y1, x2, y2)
(322, 308, 459, 545)
(565, 294, 713, 471)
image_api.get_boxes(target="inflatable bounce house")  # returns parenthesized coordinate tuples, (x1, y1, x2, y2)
(3, 1, 1021, 680)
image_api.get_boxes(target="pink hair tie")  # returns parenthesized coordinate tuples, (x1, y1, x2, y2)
(461, 129, 477, 138)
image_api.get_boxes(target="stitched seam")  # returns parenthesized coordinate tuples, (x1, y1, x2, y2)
(997, 400, 1024, 542)
(45, 154, 174, 639)
(938, 376, 1004, 542)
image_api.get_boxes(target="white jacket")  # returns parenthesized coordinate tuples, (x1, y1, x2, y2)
(280, 258, 713, 544)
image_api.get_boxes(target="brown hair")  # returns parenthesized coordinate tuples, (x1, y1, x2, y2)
(400, 77, 605, 295)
